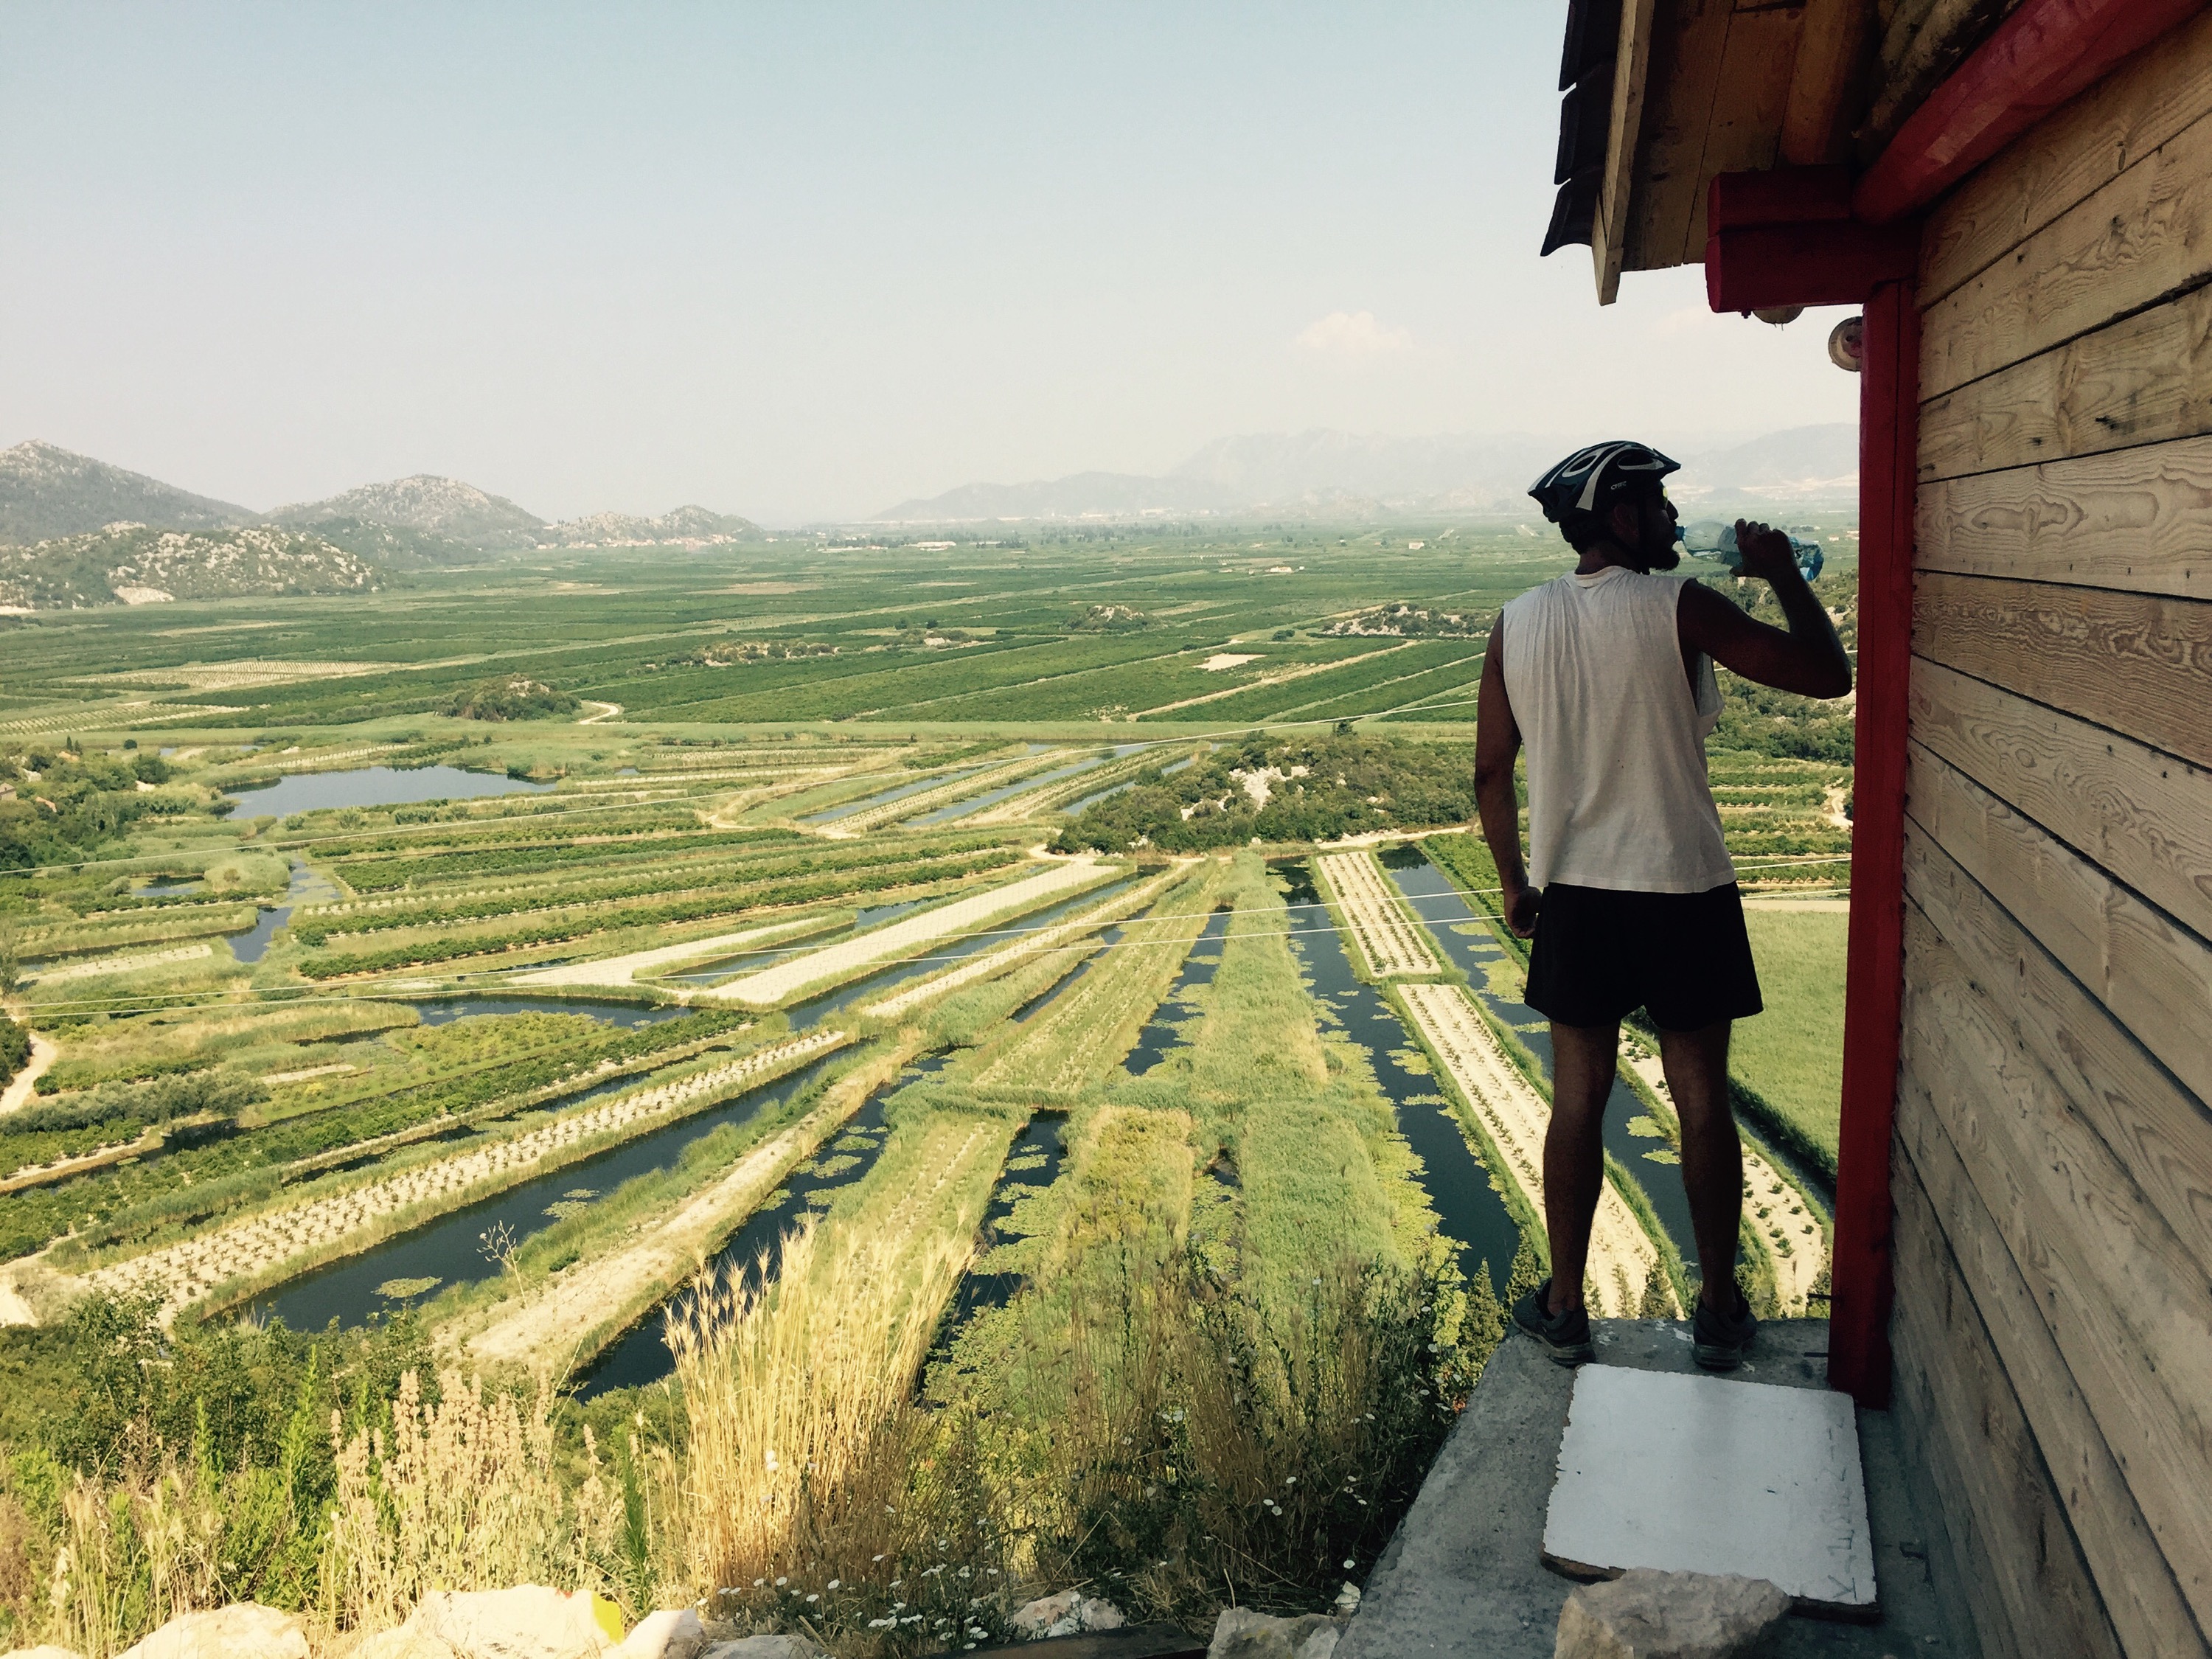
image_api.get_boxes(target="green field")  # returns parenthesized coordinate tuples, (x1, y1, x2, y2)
(0, 525, 1857, 1655)
(1736, 908, 1851, 1166)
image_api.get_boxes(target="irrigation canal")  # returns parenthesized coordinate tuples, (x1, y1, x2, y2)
(1277, 861, 1523, 1298)
(573, 1054, 953, 1399)
(245, 1053, 845, 1333)
(1121, 908, 1232, 1072)
(923, 1112, 1068, 1377)
(1374, 846, 1703, 1279)
(243, 878, 1135, 1340)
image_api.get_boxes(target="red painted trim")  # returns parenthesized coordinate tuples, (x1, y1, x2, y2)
(1855, 0, 2209, 223)
(1707, 165, 1854, 232)
(1704, 220, 1921, 310)
(1828, 279, 1919, 1408)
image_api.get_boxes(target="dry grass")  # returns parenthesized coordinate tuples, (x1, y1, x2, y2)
(327, 1370, 624, 1634)
(672, 1217, 987, 1649)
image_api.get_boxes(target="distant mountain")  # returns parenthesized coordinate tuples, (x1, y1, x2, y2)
(296, 515, 495, 569)
(877, 471, 1240, 524)
(0, 524, 378, 611)
(872, 424, 1861, 524)
(0, 439, 251, 545)
(540, 504, 764, 547)
(1669, 425, 1858, 509)
(267, 474, 546, 551)
(1169, 430, 1568, 509)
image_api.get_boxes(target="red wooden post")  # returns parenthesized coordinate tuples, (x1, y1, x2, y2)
(1827, 279, 1919, 1407)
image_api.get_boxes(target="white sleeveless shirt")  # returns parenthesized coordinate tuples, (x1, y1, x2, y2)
(1498, 566, 1735, 894)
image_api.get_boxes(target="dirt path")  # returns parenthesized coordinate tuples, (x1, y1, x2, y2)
(1399, 983, 1663, 1315)
(578, 700, 625, 724)
(703, 858, 1107, 1007)
(509, 916, 827, 991)
(1319, 852, 1440, 978)
(1617, 1046, 1827, 1312)
(1, 1030, 58, 1116)
(82, 1030, 848, 1322)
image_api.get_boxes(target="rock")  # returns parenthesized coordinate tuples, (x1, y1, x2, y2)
(1208, 1607, 1344, 1658)
(610, 1611, 707, 1659)
(1554, 1570, 1791, 1659)
(5, 1646, 88, 1659)
(1009, 1590, 1125, 1638)
(378, 1585, 613, 1659)
(696, 1640, 825, 1658)
(117, 1604, 309, 1659)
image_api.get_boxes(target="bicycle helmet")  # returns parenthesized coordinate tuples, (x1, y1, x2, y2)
(1527, 440, 1680, 524)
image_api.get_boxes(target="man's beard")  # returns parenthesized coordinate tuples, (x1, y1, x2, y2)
(1627, 514, 1680, 573)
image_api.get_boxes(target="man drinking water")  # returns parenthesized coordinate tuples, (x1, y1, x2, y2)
(1475, 440, 1851, 1370)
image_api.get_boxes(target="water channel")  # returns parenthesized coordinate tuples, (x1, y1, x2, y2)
(928, 1113, 1068, 1360)
(905, 753, 1109, 826)
(227, 861, 341, 964)
(1121, 908, 1233, 1072)
(246, 876, 1135, 1343)
(227, 765, 551, 818)
(800, 765, 987, 825)
(1276, 860, 1523, 1296)
(250, 1051, 847, 1333)
(572, 1053, 954, 1399)
(1374, 846, 1702, 1275)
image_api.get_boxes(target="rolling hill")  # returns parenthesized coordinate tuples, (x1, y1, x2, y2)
(0, 440, 251, 544)
(265, 474, 548, 552)
(0, 524, 378, 611)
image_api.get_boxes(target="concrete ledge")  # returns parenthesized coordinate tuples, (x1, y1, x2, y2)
(1337, 1319, 1972, 1658)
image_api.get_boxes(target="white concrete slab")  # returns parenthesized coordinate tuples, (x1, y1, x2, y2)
(1543, 1363, 1877, 1614)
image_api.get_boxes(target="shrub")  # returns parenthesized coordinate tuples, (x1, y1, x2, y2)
(441, 675, 580, 722)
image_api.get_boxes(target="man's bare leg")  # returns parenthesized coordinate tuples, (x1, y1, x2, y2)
(1657, 1018, 1743, 1311)
(1543, 1021, 1619, 1313)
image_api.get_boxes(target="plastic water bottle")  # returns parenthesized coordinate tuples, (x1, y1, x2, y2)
(1677, 520, 1825, 582)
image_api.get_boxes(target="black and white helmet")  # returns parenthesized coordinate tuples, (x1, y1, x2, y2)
(1528, 441, 1680, 524)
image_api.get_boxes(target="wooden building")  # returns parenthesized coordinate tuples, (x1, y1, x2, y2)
(1545, 2, 2212, 1652)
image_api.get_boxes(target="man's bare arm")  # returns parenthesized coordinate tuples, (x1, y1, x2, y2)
(1677, 520, 1851, 699)
(1473, 615, 1539, 938)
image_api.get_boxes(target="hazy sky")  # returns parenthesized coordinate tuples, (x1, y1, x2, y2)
(0, 4, 1859, 524)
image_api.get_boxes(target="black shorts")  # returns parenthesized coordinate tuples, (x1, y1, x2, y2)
(1523, 881, 1763, 1032)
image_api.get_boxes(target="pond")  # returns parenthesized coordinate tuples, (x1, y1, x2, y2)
(1278, 860, 1523, 1297)
(226, 765, 552, 818)
(571, 1053, 953, 1399)
(1376, 849, 1702, 1276)
(247, 1051, 844, 1334)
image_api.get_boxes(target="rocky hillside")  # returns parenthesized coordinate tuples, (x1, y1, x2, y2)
(0, 439, 250, 543)
(540, 504, 763, 546)
(267, 474, 546, 551)
(0, 524, 378, 609)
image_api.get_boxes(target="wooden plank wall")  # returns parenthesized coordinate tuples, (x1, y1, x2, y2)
(1897, 13, 2212, 1657)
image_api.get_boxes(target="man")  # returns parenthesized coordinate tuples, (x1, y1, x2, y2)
(1475, 440, 1850, 1370)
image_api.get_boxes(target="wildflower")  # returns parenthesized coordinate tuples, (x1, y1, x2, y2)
(753, 1579, 765, 1587)
(775, 1576, 789, 1587)
(1343, 1559, 1355, 1569)
(805, 1594, 819, 1604)
(872, 1554, 887, 1563)
(827, 1579, 841, 1590)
